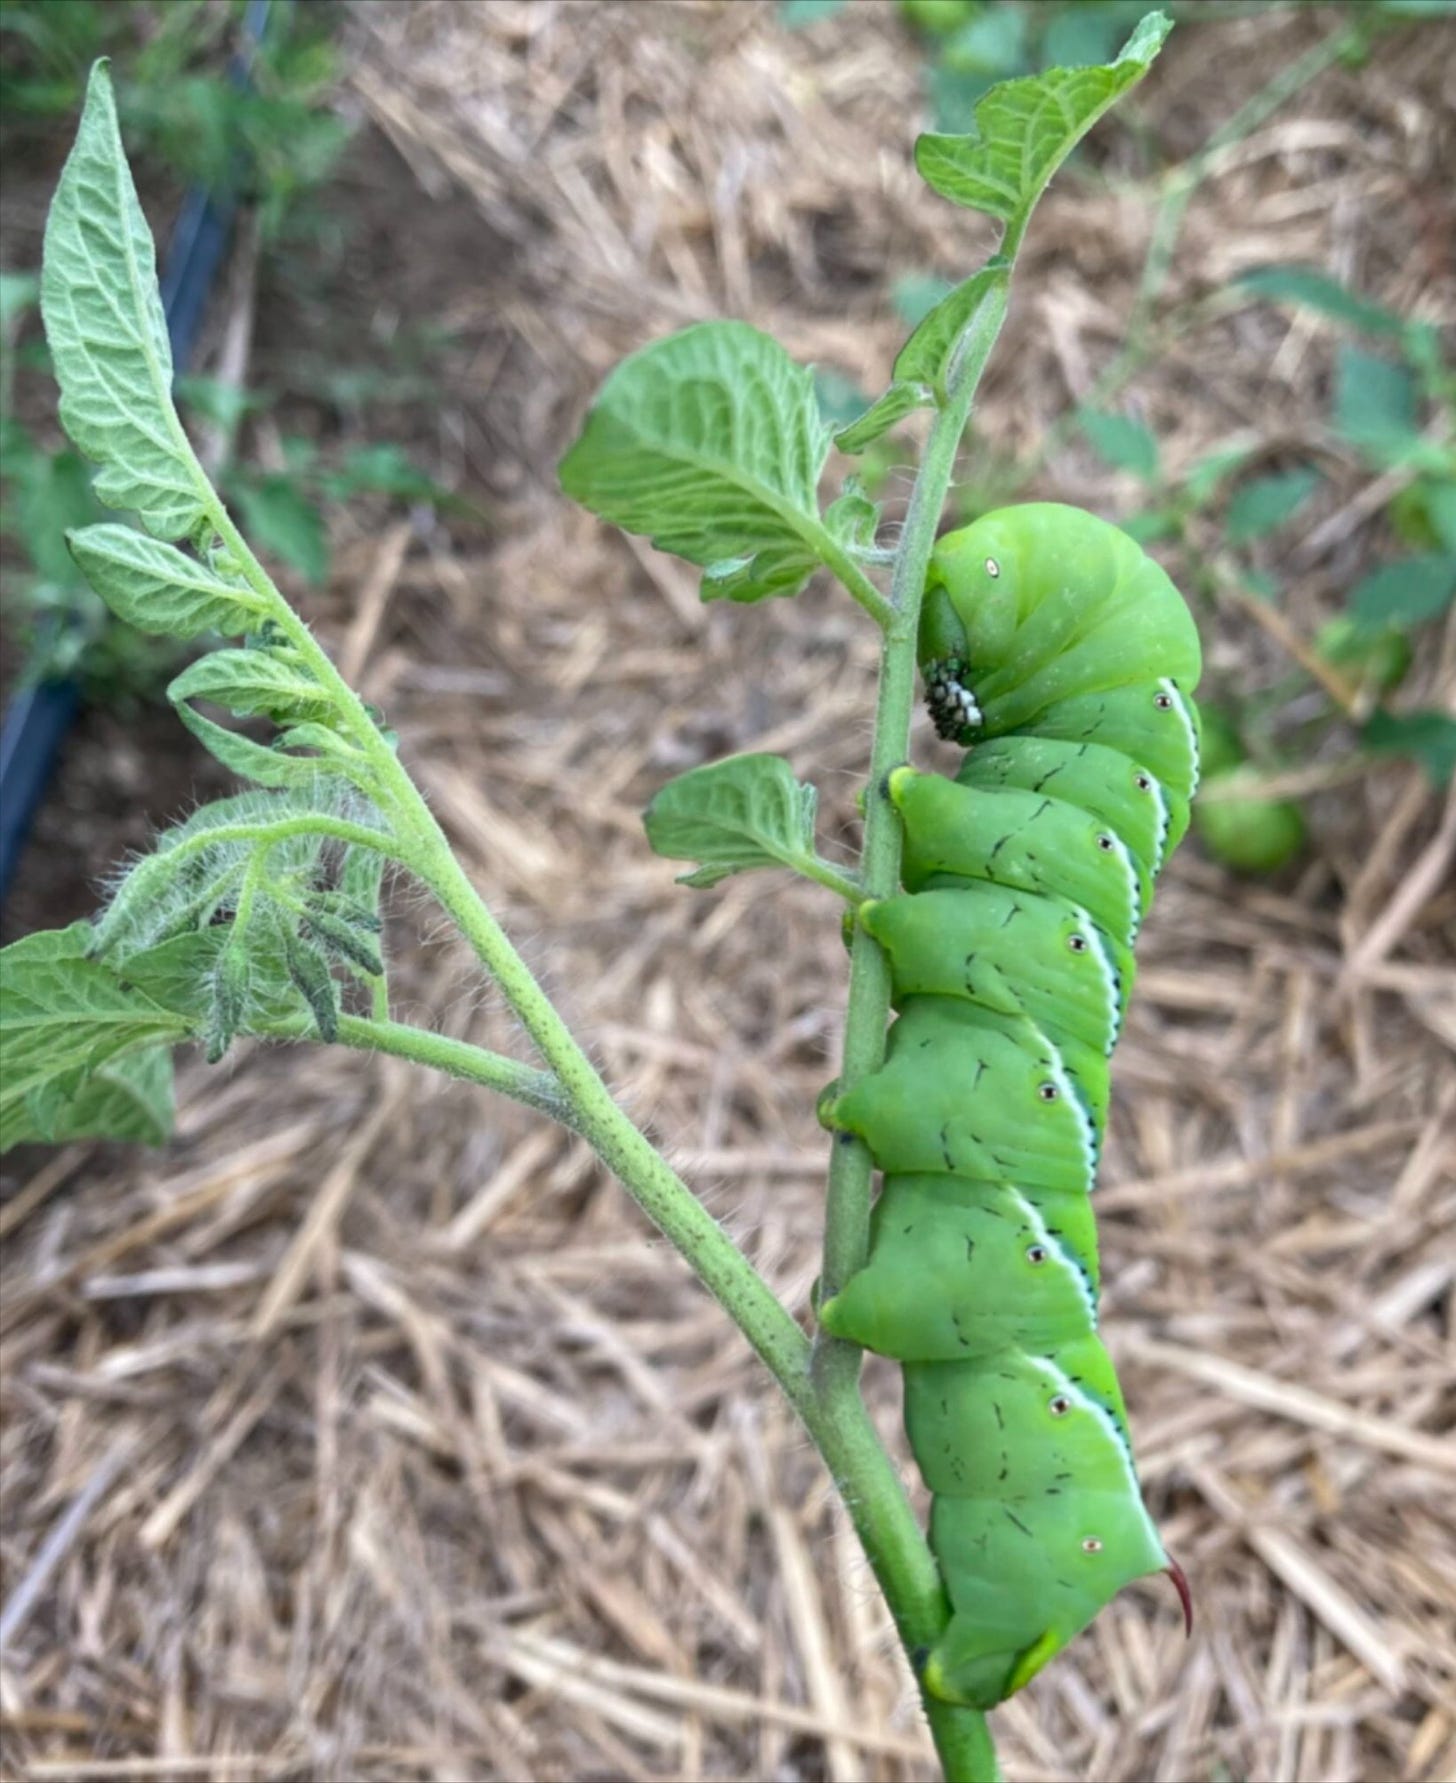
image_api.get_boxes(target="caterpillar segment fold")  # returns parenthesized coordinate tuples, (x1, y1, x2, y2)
(823, 504, 1202, 1709)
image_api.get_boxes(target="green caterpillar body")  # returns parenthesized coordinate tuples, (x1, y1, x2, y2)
(821, 504, 1199, 1710)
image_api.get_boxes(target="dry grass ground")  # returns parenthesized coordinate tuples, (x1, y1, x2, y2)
(2, 3, 1454, 1780)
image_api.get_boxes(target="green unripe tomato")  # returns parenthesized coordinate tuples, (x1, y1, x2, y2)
(1194, 780, 1306, 873)
(1315, 618, 1412, 694)
(1193, 708, 1306, 871)
(899, 0, 979, 35)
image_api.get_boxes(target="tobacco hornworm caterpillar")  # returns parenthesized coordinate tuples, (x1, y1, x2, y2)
(819, 503, 1199, 1710)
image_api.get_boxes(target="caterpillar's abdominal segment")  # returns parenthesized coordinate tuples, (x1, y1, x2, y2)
(820, 504, 1202, 1709)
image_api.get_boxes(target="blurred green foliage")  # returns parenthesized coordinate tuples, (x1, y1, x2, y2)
(2, 287, 455, 693)
(1078, 262, 1454, 863)
(0, 0, 348, 236)
(0, 0, 460, 701)
(783, 0, 1159, 124)
(908, 0, 1156, 129)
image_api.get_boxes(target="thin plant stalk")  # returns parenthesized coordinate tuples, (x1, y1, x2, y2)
(813, 275, 1011, 1783)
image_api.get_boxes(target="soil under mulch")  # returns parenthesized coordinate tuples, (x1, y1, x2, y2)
(2, 5, 1454, 1781)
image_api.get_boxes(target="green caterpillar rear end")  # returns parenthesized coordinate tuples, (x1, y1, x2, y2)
(820, 504, 1196, 1708)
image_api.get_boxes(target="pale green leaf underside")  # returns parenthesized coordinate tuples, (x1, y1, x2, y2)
(0, 924, 188, 1152)
(836, 264, 1009, 455)
(825, 483, 880, 552)
(644, 754, 822, 888)
(894, 262, 1010, 391)
(168, 649, 334, 723)
(40, 61, 205, 540)
(173, 702, 348, 790)
(19, 1045, 174, 1148)
(559, 321, 835, 604)
(834, 381, 934, 455)
(915, 13, 1172, 235)
(68, 523, 267, 639)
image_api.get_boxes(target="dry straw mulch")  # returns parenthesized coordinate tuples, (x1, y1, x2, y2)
(3, 3, 1455, 1780)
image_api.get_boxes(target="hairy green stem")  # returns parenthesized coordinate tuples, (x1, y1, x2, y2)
(814, 274, 1010, 1783)
(255, 1013, 568, 1121)
(203, 487, 819, 1404)
(368, 973, 390, 1023)
(797, 856, 864, 904)
(820, 536, 898, 631)
(136, 813, 413, 873)
(406, 841, 820, 1385)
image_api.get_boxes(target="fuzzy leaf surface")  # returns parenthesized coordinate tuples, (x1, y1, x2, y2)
(559, 322, 835, 604)
(40, 62, 204, 539)
(0, 923, 188, 1152)
(20, 1045, 174, 1148)
(645, 754, 825, 888)
(340, 844, 385, 928)
(824, 483, 880, 552)
(168, 649, 335, 725)
(67, 524, 267, 639)
(121, 929, 306, 1030)
(114, 931, 234, 1020)
(174, 703, 347, 790)
(91, 786, 389, 963)
(914, 13, 1171, 237)
(834, 382, 933, 454)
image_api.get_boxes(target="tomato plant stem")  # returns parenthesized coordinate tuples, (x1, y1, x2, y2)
(813, 273, 1010, 1783)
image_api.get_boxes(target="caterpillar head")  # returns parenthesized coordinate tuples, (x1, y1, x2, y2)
(919, 581, 981, 743)
(917, 506, 1079, 742)
(918, 507, 1054, 746)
